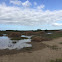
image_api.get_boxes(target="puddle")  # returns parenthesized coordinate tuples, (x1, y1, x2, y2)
(21, 35, 32, 39)
(46, 33, 52, 34)
(0, 35, 32, 50)
(3, 34, 7, 36)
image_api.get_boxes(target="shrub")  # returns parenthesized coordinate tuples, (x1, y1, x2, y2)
(56, 31, 62, 33)
(31, 36, 49, 42)
(48, 45, 58, 50)
(23, 31, 45, 36)
(33, 31, 45, 35)
(31, 36, 42, 42)
(0, 33, 3, 36)
(50, 59, 62, 62)
(8, 32, 21, 37)
(59, 42, 62, 44)
(24, 31, 34, 36)
(10, 37, 28, 40)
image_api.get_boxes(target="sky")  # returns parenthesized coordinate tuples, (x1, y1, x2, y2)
(0, 0, 62, 30)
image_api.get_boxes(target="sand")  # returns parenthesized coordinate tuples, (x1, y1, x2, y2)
(0, 37, 62, 62)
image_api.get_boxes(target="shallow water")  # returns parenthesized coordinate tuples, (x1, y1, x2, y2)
(0, 35, 32, 50)
(21, 35, 32, 39)
(46, 33, 52, 34)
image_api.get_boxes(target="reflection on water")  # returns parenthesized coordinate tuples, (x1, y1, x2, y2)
(3, 34, 7, 36)
(21, 35, 32, 39)
(46, 33, 52, 34)
(0, 35, 32, 50)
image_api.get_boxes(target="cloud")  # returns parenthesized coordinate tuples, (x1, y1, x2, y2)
(0, 1, 62, 26)
(37, 4, 45, 9)
(10, 0, 31, 8)
(10, 0, 22, 5)
(52, 23, 62, 26)
(22, 0, 32, 8)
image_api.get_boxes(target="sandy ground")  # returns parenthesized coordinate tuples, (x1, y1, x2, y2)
(0, 37, 62, 62)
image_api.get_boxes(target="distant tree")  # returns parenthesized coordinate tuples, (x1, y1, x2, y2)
(45, 29, 48, 33)
(37, 29, 42, 31)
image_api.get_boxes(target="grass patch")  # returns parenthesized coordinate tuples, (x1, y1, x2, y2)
(47, 45, 58, 50)
(45, 32, 62, 40)
(21, 47, 33, 51)
(10, 37, 28, 40)
(12, 41, 17, 44)
(31, 32, 62, 42)
(59, 42, 62, 44)
(0, 33, 3, 36)
(21, 37, 28, 39)
(50, 59, 62, 62)
(8, 32, 21, 37)
(31, 36, 49, 42)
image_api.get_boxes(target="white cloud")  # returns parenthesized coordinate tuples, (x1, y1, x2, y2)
(10, 0, 22, 5)
(37, 4, 45, 9)
(10, 0, 31, 8)
(22, 0, 32, 8)
(0, 1, 62, 26)
(52, 23, 62, 26)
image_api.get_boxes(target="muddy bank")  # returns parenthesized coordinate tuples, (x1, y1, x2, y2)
(0, 42, 46, 56)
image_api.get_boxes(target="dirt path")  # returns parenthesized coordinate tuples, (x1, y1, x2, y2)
(42, 37, 62, 48)
(0, 37, 62, 62)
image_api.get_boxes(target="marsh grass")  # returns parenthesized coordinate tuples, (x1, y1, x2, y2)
(31, 36, 49, 42)
(46, 32, 62, 40)
(47, 45, 59, 50)
(51, 45, 58, 50)
(12, 41, 17, 44)
(0, 33, 3, 36)
(10, 37, 28, 40)
(31, 32, 62, 42)
(8, 32, 21, 37)
(50, 59, 62, 62)
(59, 42, 62, 44)
(21, 47, 33, 52)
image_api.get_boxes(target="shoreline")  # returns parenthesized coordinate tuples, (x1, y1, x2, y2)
(0, 37, 62, 62)
(0, 42, 47, 56)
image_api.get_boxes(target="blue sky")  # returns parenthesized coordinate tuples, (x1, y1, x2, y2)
(0, 0, 62, 30)
(0, 0, 62, 10)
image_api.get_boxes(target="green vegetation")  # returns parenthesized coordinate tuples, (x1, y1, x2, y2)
(46, 32, 62, 40)
(12, 41, 17, 44)
(0, 33, 3, 36)
(31, 30, 62, 42)
(0, 30, 62, 41)
(22, 47, 32, 51)
(6, 30, 62, 42)
(50, 59, 62, 62)
(10, 37, 28, 40)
